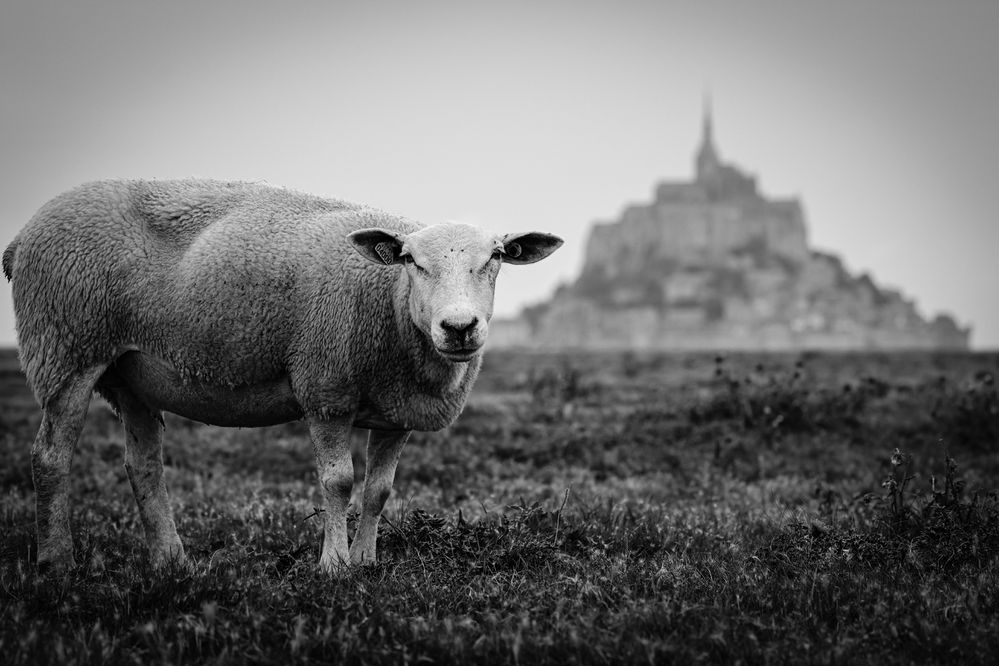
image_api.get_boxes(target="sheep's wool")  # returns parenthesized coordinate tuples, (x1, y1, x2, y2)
(4, 179, 495, 431)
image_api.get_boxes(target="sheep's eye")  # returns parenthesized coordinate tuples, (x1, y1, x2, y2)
(402, 256, 427, 273)
(479, 253, 501, 273)
(407, 258, 428, 273)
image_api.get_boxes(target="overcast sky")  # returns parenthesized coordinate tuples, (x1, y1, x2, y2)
(2, 0, 997, 348)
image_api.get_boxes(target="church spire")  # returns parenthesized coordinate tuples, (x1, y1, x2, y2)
(695, 92, 720, 181)
(702, 91, 714, 146)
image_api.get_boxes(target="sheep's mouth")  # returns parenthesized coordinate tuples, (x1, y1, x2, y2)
(437, 346, 482, 363)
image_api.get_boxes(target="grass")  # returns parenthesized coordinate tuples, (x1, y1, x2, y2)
(1, 349, 998, 664)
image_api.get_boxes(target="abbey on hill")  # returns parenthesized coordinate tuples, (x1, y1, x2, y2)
(492, 104, 970, 351)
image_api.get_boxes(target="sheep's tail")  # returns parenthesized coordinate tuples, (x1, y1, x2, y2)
(2, 237, 17, 281)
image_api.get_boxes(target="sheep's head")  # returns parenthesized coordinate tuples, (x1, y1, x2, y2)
(349, 223, 562, 362)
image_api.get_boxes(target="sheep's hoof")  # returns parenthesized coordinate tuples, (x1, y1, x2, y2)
(37, 550, 77, 576)
(349, 549, 377, 567)
(318, 554, 352, 577)
(150, 543, 188, 571)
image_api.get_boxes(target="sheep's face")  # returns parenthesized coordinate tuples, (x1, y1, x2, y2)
(349, 223, 563, 363)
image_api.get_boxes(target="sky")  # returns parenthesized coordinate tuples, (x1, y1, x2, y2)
(1, 0, 997, 348)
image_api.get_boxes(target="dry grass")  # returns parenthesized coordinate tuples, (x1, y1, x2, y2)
(1, 349, 998, 664)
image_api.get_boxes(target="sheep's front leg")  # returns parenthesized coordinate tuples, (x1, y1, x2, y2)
(310, 419, 355, 573)
(350, 429, 410, 565)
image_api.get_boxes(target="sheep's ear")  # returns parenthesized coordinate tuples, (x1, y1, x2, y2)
(348, 228, 409, 265)
(499, 232, 564, 265)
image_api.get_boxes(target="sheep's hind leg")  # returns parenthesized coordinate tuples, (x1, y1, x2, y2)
(32, 366, 107, 571)
(116, 389, 185, 568)
(310, 419, 355, 573)
(350, 429, 410, 566)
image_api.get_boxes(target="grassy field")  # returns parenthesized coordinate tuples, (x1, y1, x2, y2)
(1, 347, 998, 664)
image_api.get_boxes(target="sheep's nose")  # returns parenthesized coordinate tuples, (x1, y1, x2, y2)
(441, 316, 479, 337)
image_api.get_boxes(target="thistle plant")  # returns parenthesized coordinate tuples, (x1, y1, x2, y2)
(929, 454, 964, 508)
(882, 447, 914, 520)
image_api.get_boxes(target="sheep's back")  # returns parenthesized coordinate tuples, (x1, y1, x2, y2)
(127, 180, 362, 386)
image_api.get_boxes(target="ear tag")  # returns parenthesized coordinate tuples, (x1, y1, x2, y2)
(505, 242, 522, 258)
(374, 241, 396, 265)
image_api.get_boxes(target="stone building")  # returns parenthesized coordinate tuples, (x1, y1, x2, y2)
(491, 103, 970, 350)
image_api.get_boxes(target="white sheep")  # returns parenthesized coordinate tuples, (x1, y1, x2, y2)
(2, 179, 562, 572)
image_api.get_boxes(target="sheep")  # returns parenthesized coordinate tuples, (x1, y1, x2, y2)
(3, 179, 563, 573)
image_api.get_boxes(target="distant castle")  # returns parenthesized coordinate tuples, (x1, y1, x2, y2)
(491, 101, 970, 350)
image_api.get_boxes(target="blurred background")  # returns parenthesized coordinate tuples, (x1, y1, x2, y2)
(2, 0, 997, 348)
(3, 4, 998, 658)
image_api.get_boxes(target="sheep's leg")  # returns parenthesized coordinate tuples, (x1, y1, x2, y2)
(310, 419, 355, 573)
(32, 366, 106, 571)
(350, 429, 410, 565)
(117, 389, 185, 568)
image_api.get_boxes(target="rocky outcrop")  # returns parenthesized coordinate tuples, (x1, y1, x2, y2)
(491, 107, 970, 351)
